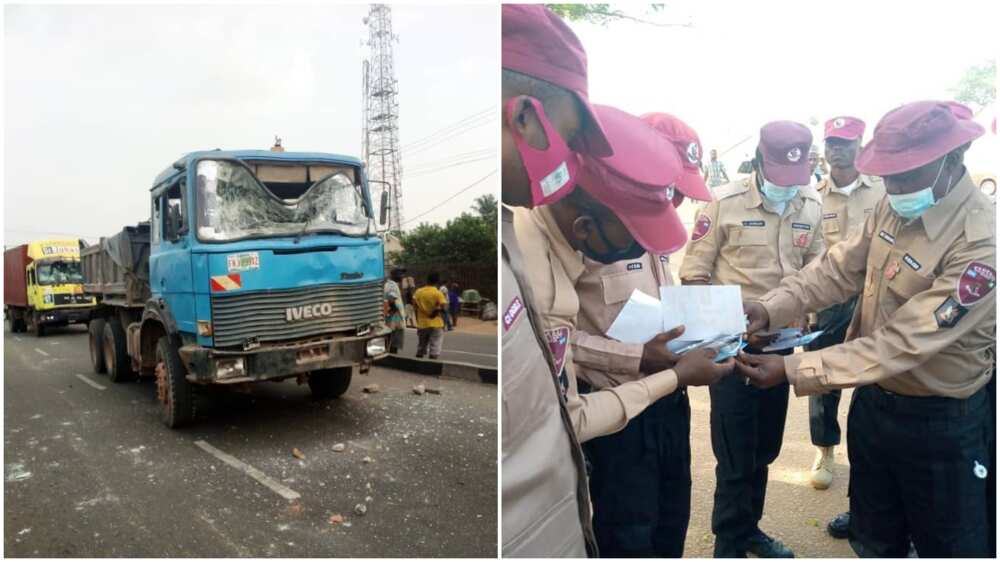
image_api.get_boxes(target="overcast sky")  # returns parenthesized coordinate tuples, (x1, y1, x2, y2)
(4, 4, 498, 246)
(569, 0, 998, 172)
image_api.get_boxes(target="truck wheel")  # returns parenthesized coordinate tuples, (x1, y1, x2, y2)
(32, 312, 46, 337)
(307, 368, 353, 399)
(103, 319, 134, 382)
(89, 318, 107, 374)
(155, 336, 195, 428)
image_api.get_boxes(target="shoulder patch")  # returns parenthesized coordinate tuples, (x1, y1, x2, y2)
(935, 296, 969, 328)
(503, 296, 524, 332)
(691, 214, 713, 241)
(965, 208, 995, 243)
(957, 261, 996, 306)
(627, 262, 642, 271)
(544, 327, 570, 388)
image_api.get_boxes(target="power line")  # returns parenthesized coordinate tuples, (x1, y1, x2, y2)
(404, 148, 495, 171)
(404, 155, 496, 178)
(401, 170, 497, 226)
(401, 106, 495, 150)
(404, 116, 494, 156)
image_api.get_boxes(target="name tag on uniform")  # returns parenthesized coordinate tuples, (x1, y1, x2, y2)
(879, 230, 896, 245)
(792, 223, 812, 231)
(903, 254, 922, 271)
(627, 262, 642, 271)
(823, 213, 838, 220)
(742, 220, 766, 227)
(659, 255, 669, 263)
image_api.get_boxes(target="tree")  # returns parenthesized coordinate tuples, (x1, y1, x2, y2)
(546, 4, 690, 27)
(393, 194, 497, 267)
(472, 193, 497, 226)
(951, 60, 996, 114)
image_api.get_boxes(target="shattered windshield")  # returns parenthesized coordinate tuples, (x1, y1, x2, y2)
(195, 159, 371, 242)
(37, 261, 84, 285)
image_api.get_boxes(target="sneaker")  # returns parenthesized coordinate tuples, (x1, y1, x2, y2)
(745, 530, 795, 558)
(827, 512, 850, 539)
(810, 446, 835, 490)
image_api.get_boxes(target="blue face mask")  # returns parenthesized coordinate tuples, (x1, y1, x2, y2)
(888, 159, 946, 220)
(760, 179, 801, 204)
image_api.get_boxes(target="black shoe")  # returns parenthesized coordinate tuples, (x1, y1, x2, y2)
(745, 531, 795, 558)
(827, 512, 850, 539)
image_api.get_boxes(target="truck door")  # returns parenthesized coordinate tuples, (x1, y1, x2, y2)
(149, 179, 197, 335)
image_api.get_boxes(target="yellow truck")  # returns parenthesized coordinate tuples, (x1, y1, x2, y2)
(4, 239, 95, 336)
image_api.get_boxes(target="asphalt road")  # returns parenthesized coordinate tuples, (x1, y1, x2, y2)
(396, 328, 496, 368)
(684, 384, 856, 558)
(4, 324, 497, 557)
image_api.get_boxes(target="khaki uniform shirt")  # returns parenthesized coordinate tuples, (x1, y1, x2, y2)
(512, 205, 679, 443)
(758, 172, 996, 398)
(679, 173, 826, 300)
(501, 207, 594, 557)
(816, 174, 886, 247)
(573, 252, 676, 388)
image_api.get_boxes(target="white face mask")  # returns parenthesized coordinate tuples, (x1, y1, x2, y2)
(760, 178, 803, 204)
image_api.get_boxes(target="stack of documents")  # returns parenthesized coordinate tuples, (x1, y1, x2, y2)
(758, 328, 825, 352)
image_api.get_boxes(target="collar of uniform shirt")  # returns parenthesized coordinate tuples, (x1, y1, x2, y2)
(537, 204, 588, 284)
(918, 171, 976, 241)
(744, 171, 804, 215)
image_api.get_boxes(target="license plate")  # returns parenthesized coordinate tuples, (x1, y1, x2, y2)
(296, 346, 330, 365)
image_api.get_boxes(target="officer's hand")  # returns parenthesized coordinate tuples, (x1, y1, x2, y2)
(735, 351, 787, 389)
(640, 325, 685, 374)
(673, 348, 734, 387)
(744, 301, 770, 334)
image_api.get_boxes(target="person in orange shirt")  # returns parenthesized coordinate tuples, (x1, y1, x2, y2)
(412, 272, 448, 359)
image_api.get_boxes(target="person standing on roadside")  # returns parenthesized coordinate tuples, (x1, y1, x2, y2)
(739, 100, 994, 558)
(413, 272, 448, 359)
(448, 282, 461, 328)
(384, 267, 406, 354)
(680, 121, 825, 558)
(704, 148, 730, 188)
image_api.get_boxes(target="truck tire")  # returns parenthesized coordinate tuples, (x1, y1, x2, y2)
(103, 319, 134, 382)
(32, 312, 46, 337)
(155, 336, 195, 428)
(307, 368, 353, 399)
(89, 318, 107, 374)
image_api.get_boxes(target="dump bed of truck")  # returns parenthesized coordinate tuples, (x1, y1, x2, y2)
(3, 245, 30, 307)
(81, 223, 151, 307)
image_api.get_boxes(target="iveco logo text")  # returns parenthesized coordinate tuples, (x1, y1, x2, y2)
(286, 302, 337, 322)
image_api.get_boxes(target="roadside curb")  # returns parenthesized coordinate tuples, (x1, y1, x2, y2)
(374, 355, 497, 385)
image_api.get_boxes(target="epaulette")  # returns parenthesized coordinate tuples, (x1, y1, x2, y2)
(714, 179, 750, 201)
(799, 184, 823, 203)
(965, 204, 995, 243)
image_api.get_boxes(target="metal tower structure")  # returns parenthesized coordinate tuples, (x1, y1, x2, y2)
(362, 4, 403, 232)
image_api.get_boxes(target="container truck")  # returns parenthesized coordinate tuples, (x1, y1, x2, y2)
(82, 149, 391, 427)
(4, 239, 95, 335)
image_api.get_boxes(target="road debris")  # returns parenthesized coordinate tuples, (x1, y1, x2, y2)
(362, 384, 381, 394)
(332, 443, 346, 452)
(425, 387, 442, 395)
(354, 503, 368, 516)
(362, 456, 374, 464)
(291, 448, 306, 460)
(412, 384, 425, 395)
(329, 513, 345, 526)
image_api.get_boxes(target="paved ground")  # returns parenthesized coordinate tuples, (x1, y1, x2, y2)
(4, 324, 497, 557)
(397, 327, 496, 368)
(684, 384, 856, 558)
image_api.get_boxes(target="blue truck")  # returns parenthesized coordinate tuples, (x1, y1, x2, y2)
(81, 149, 391, 427)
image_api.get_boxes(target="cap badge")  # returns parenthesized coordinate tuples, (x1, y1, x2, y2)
(787, 147, 802, 163)
(686, 142, 700, 164)
(834, 118, 846, 128)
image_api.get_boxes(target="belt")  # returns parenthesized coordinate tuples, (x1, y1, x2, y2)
(860, 384, 988, 417)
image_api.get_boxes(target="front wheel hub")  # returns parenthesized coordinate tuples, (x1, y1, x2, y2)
(155, 360, 169, 406)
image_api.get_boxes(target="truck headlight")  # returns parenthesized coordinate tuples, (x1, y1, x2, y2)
(43, 293, 54, 304)
(366, 337, 387, 357)
(216, 358, 245, 379)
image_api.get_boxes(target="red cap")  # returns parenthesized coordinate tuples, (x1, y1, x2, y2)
(856, 100, 985, 176)
(758, 121, 814, 186)
(502, 4, 612, 157)
(640, 112, 713, 203)
(824, 116, 865, 141)
(577, 105, 688, 255)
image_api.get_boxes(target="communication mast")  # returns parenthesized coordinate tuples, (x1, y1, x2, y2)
(362, 4, 403, 232)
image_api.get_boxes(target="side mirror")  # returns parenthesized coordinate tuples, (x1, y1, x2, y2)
(379, 190, 390, 226)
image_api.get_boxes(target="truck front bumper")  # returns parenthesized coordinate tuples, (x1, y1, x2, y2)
(178, 329, 391, 384)
(37, 307, 93, 325)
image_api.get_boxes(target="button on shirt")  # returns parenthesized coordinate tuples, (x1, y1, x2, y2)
(679, 172, 826, 299)
(758, 172, 996, 398)
(816, 174, 886, 248)
(512, 205, 680, 443)
(573, 252, 676, 389)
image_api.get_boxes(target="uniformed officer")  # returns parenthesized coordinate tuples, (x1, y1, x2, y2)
(513, 104, 735, 445)
(739, 100, 994, 558)
(680, 120, 825, 558)
(500, 4, 611, 556)
(807, 116, 886, 495)
(572, 112, 715, 557)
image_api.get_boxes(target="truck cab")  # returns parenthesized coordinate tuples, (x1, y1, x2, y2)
(4, 239, 95, 335)
(84, 149, 390, 427)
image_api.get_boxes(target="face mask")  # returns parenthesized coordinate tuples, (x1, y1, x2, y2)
(582, 218, 646, 264)
(888, 159, 948, 220)
(505, 96, 579, 207)
(760, 179, 801, 204)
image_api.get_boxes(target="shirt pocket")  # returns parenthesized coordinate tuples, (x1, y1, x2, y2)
(728, 226, 770, 268)
(865, 240, 893, 297)
(601, 270, 640, 305)
(822, 215, 841, 235)
(886, 259, 935, 303)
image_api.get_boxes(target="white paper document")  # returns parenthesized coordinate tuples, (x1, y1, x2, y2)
(659, 285, 746, 342)
(605, 289, 664, 344)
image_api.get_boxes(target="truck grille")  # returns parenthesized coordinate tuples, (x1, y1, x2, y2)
(210, 281, 383, 348)
(53, 293, 92, 305)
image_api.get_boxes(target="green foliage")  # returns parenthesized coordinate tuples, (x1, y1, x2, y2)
(546, 4, 670, 26)
(396, 194, 497, 267)
(952, 60, 996, 112)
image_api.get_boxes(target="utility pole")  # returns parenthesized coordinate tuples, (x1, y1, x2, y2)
(362, 4, 403, 232)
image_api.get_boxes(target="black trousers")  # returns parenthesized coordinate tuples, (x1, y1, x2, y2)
(806, 297, 857, 447)
(583, 387, 692, 557)
(709, 350, 791, 555)
(847, 384, 991, 557)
